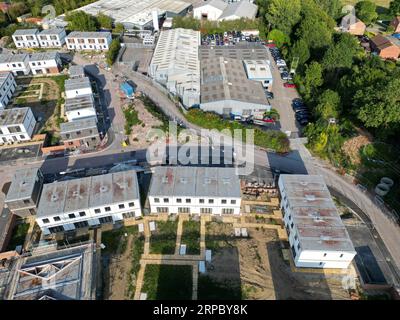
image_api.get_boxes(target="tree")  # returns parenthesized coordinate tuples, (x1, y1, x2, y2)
(355, 78, 400, 130)
(315, 90, 341, 120)
(302, 61, 323, 100)
(8, 2, 28, 21)
(97, 12, 113, 30)
(291, 39, 310, 65)
(315, 0, 342, 19)
(114, 23, 124, 34)
(106, 38, 121, 66)
(66, 11, 98, 31)
(389, 0, 400, 16)
(265, 0, 301, 35)
(267, 29, 290, 47)
(355, 1, 378, 25)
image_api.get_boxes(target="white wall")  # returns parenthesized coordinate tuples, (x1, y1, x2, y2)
(201, 99, 270, 116)
(193, 5, 223, 20)
(65, 107, 97, 122)
(37, 199, 142, 234)
(0, 60, 31, 76)
(12, 34, 39, 48)
(66, 34, 112, 51)
(0, 73, 16, 110)
(148, 195, 241, 215)
(28, 57, 61, 75)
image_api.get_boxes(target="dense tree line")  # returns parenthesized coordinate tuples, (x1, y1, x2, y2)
(257, 0, 400, 167)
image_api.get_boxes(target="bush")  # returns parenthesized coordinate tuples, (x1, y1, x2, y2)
(106, 38, 121, 66)
(123, 105, 141, 135)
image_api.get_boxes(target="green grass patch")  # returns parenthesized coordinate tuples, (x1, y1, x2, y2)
(181, 220, 201, 255)
(124, 105, 142, 135)
(139, 95, 171, 132)
(198, 274, 241, 300)
(142, 264, 192, 300)
(127, 232, 145, 298)
(150, 220, 178, 254)
(6, 222, 30, 251)
(185, 109, 290, 153)
(101, 226, 138, 254)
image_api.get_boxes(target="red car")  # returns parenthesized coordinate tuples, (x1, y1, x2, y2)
(266, 42, 276, 48)
(284, 82, 296, 88)
(263, 117, 275, 123)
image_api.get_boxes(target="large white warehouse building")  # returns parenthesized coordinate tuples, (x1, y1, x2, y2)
(148, 166, 242, 215)
(279, 174, 356, 269)
(149, 28, 201, 108)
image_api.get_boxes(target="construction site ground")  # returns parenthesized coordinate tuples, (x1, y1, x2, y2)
(97, 200, 357, 300)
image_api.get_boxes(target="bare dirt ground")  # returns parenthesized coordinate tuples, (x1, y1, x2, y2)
(127, 99, 162, 148)
(103, 235, 134, 300)
(12, 77, 62, 135)
(342, 129, 373, 165)
(206, 222, 352, 300)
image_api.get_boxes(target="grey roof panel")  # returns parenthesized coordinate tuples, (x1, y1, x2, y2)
(5, 167, 42, 202)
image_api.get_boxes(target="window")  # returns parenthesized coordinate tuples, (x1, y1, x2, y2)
(231, 200, 236, 204)
(156, 207, 168, 213)
(118, 204, 125, 209)
(323, 253, 327, 257)
(222, 208, 234, 214)
(79, 212, 86, 217)
(68, 213, 75, 219)
(297, 243, 301, 251)
(178, 207, 190, 213)
(95, 208, 101, 214)
(319, 262, 323, 266)
(290, 222, 294, 229)
(221, 199, 227, 204)
(163, 198, 169, 203)
(74, 221, 89, 228)
(340, 254, 344, 258)
(32, 62, 36, 66)
(208, 199, 214, 204)
(123, 212, 136, 219)
(154, 198, 160, 203)
(105, 207, 111, 212)
(42, 218, 50, 224)
(200, 208, 212, 214)
(185, 199, 191, 204)
(19, 135, 25, 139)
(99, 216, 113, 224)
(199, 199, 205, 204)
(54, 216, 61, 222)
(49, 226, 64, 233)
(176, 198, 182, 203)
(23, 199, 30, 204)
(129, 202, 135, 207)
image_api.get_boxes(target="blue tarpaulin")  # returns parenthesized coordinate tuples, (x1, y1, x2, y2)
(120, 82, 134, 97)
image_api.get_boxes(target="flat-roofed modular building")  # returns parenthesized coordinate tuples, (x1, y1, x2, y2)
(36, 170, 141, 235)
(65, 76, 93, 99)
(28, 51, 62, 75)
(149, 28, 201, 108)
(200, 57, 270, 116)
(69, 65, 85, 79)
(0, 107, 36, 143)
(278, 174, 356, 269)
(64, 94, 97, 122)
(2, 242, 97, 300)
(60, 117, 100, 150)
(38, 28, 66, 47)
(75, 0, 192, 30)
(243, 60, 273, 89)
(65, 31, 112, 51)
(199, 43, 269, 61)
(12, 29, 40, 48)
(0, 72, 16, 110)
(5, 167, 44, 217)
(0, 54, 31, 76)
(148, 166, 241, 215)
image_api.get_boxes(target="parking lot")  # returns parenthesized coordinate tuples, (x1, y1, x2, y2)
(201, 30, 263, 46)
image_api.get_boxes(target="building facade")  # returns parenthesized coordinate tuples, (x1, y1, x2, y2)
(65, 31, 112, 51)
(12, 29, 40, 48)
(279, 174, 356, 269)
(148, 166, 242, 215)
(38, 28, 66, 47)
(60, 117, 100, 150)
(28, 52, 62, 75)
(0, 107, 36, 143)
(36, 170, 142, 235)
(0, 72, 16, 110)
(0, 54, 31, 76)
(5, 167, 44, 217)
(65, 77, 93, 99)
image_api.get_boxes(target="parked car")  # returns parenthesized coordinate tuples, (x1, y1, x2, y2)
(265, 91, 274, 99)
(281, 72, 290, 80)
(299, 118, 309, 126)
(276, 59, 287, 67)
(284, 82, 296, 88)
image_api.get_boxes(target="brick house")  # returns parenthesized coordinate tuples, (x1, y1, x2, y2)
(370, 34, 400, 60)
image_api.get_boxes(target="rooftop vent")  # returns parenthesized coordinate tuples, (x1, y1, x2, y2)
(222, 178, 231, 184)
(300, 181, 308, 186)
(20, 181, 27, 187)
(51, 193, 58, 202)
(162, 177, 168, 183)
(305, 194, 316, 201)
(180, 178, 187, 184)
(204, 178, 211, 184)
(100, 185, 108, 193)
